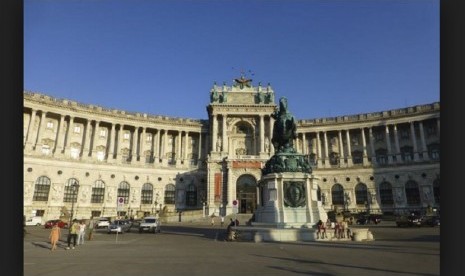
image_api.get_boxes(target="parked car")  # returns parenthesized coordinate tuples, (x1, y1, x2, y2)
(421, 216, 440, 227)
(96, 218, 111, 229)
(107, 220, 132, 234)
(138, 217, 161, 233)
(25, 216, 43, 226)
(44, 219, 68, 229)
(396, 215, 422, 227)
(355, 214, 382, 225)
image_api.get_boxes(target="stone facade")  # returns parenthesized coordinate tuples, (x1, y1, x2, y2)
(23, 80, 440, 222)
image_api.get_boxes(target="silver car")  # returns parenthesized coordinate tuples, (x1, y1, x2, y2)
(107, 220, 132, 234)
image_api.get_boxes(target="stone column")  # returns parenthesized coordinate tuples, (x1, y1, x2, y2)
(116, 124, 124, 160)
(81, 119, 92, 159)
(302, 132, 308, 154)
(369, 127, 377, 165)
(338, 130, 345, 166)
(345, 130, 353, 167)
(184, 131, 189, 162)
(131, 127, 137, 162)
(175, 130, 182, 164)
(361, 128, 369, 165)
(139, 127, 146, 163)
(90, 121, 100, 158)
(198, 132, 202, 162)
(260, 115, 265, 153)
(269, 117, 275, 155)
(385, 125, 393, 164)
(212, 115, 218, 152)
(54, 114, 65, 155)
(393, 124, 402, 163)
(419, 121, 429, 160)
(410, 122, 420, 161)
(62, 116, 74, 155)
(108, 123, 116, 161)
(316, 132, 323, 167)
(323, 131, 330, 168)
(34, 111, 47, 152)
(24, 109, 37, 149)
(222, 115, 227, 152)
(162, 129, 168, 163)
(155, 129, 160, 162)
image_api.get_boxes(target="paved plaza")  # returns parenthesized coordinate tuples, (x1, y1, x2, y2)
(24, 221, 440, 276)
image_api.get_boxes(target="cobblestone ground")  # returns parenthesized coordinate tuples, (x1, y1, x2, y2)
(24, 220, 440, 276)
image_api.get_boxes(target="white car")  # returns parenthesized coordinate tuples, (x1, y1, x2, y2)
(25, 216, 43, 226)
(96, 218, 110, 228)
(138, 217, 161, 233)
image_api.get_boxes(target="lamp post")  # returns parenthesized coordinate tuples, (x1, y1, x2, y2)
(69, 181, 79, 231)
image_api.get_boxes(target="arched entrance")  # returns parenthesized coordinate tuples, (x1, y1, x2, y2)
(236, 174, 257, 214)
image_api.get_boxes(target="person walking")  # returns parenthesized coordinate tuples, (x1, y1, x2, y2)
(66, 220, 79, 250)
(87, 219, 95, 241)
(49, 224, 61, 251)
(77, 220, 86, 245)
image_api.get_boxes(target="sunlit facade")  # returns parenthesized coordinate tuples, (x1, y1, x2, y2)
(23, 79, 440, 222)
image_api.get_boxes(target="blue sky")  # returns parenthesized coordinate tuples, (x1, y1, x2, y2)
(24, 0, 439, 120)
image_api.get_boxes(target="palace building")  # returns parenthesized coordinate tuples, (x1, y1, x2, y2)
(23, 78, 440, 222)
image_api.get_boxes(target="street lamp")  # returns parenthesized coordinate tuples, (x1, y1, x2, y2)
(69, 181, 79, 231)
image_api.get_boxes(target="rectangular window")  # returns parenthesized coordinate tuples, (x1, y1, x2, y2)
(400, 130, 410, 139)
(70, 148, 80, 159)
(41, 145, 50, 155)
(426, 125, 437, 136)
(374, 132, 384, 142)
(146, 134, 152, 142)
(99, 129, 106, 137)
(123, 132, 130, 140)
(74, 126, 81, 133)
(46, 121, 54, 129)
(97, 151, 105, 161)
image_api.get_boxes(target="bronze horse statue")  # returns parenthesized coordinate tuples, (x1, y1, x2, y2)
(271, 97, 297, 153)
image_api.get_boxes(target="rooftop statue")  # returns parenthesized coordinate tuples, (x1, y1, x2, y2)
(234, 75, 252, 89)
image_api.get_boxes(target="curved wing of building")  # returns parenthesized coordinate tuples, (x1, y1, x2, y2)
(23, 79, 440, 222)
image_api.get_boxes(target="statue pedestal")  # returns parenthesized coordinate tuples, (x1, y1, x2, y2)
(249, 172, 327, 241)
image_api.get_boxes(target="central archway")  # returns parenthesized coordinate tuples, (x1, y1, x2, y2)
(236, 174, 257, 214)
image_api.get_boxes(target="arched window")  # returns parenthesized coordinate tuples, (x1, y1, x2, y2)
(63, 178, 80, 203)
(433, 177, 440, 204)
(118, 181, 131, 204)
(141, 183, 153, 204)
(164, 184, 176, 204)
(186, 184, 197, 207)
(33, 176, 51, 201)
(331, 184, 344, 205)
(405, 180, 421, 205)
(355, 183, 368, 205)
(91, 180, 105, 203)
(379, 181, 394, 205)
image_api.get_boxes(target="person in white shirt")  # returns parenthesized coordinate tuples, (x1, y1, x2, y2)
(77, 220, 86, 245)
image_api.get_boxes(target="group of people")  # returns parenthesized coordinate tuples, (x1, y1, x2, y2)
(316, 218, 352, 240)
(49, 219, 93, 251)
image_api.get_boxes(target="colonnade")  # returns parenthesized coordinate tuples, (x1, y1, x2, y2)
(23, 108, 206, 165)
